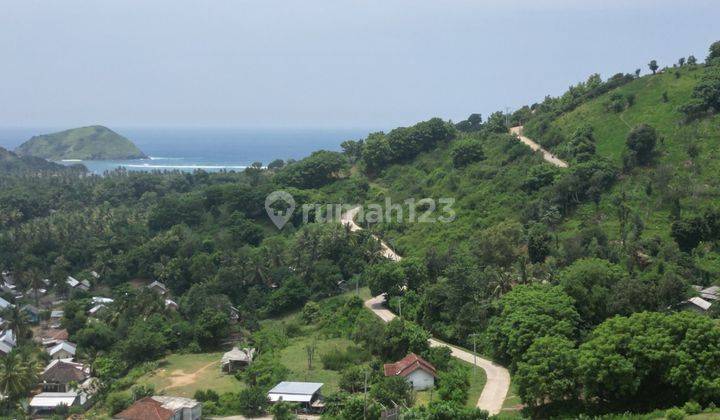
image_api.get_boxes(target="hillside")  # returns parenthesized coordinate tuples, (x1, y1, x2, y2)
(0, 145, 82, 173)
(16, 125, 147, 160)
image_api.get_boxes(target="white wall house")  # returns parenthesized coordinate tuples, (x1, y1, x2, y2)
(383, 353, 437, 391)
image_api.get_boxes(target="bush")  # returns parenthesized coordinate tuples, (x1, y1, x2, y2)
(665, 407, 686, 420)
(194, 389, 220, 402)
(683, 401, 702, 415)
(321, 345, 371, 371)
(131, 384, 155, 401)
(106, 391, 132, 415)
(237, 387, 269, 417)
(451, 139, 485, 168)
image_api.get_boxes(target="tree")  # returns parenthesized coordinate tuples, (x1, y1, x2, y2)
(649, 60, 659, 74)
(487, 284, 580, 367)
(340, 394, 382, 420)
(451, 139, 485, 168)
(678, 57, 686, 66)
(237, 387, 269, 417)
(437, 365, 470, 404)
(363, 261, 405, 298)
(270, 400, 297, 420)
(339, 365, 368, 393)
(671, 215, 709, 252)
(559, 258, 627, 324)
(688, 55, 697, 65)
(577, 311, 720, 407)
(267, 159, 285, 170)
(626, 124, 658, 166)
(516, 336, 578, 409)
(527, 223, 551, 263)
(370, 376, 413, 407)
(0, 352, 37, 408)
(708, 40, 720, 63)
(380, 318, 430, 361)
(305, 341, 316, 370)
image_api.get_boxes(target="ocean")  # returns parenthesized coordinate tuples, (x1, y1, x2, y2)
(0, 127, 375, 174)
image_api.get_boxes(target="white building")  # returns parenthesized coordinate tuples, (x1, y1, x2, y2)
(383, 353, 437, 390)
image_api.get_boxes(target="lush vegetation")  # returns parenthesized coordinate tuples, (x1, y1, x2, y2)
(15, 125, 147, 160)
(2, 40, 720, 419)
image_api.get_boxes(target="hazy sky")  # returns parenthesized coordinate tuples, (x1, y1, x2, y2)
(1, 0, 718, 128)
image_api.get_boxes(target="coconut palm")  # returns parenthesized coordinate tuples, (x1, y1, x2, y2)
(0, 353, 35, 409)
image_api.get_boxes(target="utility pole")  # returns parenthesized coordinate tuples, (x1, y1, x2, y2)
(397, 299, 402, 318)
(469, 333, 480, 376)
(505, 106, 510, 127)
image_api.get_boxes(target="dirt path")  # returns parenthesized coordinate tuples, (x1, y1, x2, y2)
(510, 126, 569, 168)
(343, 208, 510, 415)
(163, 360, 220, 390)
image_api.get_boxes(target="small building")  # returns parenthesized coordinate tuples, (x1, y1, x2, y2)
(114, 396, 201, 420)
(38, 328, 70, 347)
(221, 347, 255, 373)
(88, 304, 107, 316)
(681, 296, 712, 313)
(165, 299, 179, 311)
(0, 296, 13, 311)
(0, 329, 15, 355)
(51, 310, 64, 319)
(92, 296, 114, 305)
(29, 391, 85, 415)
(147, 281, 169, 295)
(383, 353, 437, 390)
(67, 276, 90, 292)
(48, 341, 77, 360)
(22, 304, 41, 323)
(267, 382, 324, 411)
(41, 360, 91, 392)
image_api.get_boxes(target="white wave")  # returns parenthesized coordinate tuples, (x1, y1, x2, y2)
(148, 156, 182, 160)
(61, 159, 83, 162)
(123, 163, 247, 170)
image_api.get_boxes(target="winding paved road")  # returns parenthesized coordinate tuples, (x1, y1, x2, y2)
(342, 208, 510, 415)
(510, 126, 569, 168)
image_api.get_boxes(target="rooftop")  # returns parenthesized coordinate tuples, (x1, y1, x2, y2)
(384, 353, 437, 378)
(268, 381, 323, 402)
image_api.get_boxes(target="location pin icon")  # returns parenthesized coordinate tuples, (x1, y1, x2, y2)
(265, 190, 296, 229)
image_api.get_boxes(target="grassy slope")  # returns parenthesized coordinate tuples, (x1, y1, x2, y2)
(16, 125, 147, 160)
(547, 66, 720, 243)
(368, 134, 547, 257)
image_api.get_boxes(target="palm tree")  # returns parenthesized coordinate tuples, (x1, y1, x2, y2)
(1, 306, 29, 343)
(24, 268, 44, 308)
(0, 353, 35, 409)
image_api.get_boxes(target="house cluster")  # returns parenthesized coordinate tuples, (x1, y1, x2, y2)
(147, 280, 180, 310)
(682, 285, 720, 313)
(29, 342, 98, 415)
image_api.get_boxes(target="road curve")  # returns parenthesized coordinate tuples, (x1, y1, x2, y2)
(342, 208, 510, 415)
(510, 126, 569, 168)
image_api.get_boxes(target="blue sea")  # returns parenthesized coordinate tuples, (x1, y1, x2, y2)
(0, 127, 375, 174)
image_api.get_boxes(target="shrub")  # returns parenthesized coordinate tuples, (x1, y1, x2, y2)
(237, 387, 269, 417)
(683, 401, 702, 415)
(321, 345, 371, 371)
(451, 139, 485, 168)
(665, 407, 686, 420)
(105, 391, 132, 414)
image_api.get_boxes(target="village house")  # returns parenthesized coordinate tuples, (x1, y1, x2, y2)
(267, 381, 324, 412)
(36, 328, 69, 347)
(48, 341, 77, 360)
(221, 347, 255, 373)
(67, 276, 90, 292)
(165, 299, 179, 310)
(88, 303, 107, 317)
(40, 359, 91, 392)
(21, 304, 41, 323)
(0, 329, 16, 355)
(383, 353, 437, 390)
(0, 296, 13, 311)
(114, 396, 202, 420)
(147, 280, 169, 295)
(29, 391, 86, 415)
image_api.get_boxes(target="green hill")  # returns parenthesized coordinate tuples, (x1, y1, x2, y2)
(16, 125, 147, 160)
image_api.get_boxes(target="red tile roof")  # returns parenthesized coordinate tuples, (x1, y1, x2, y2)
(114, 397, 173, 420)
(383, 353, 437, 378)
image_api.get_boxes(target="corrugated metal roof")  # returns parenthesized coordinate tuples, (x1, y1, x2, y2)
(30, 392, 78, 408)
(268, 381, 323, 396)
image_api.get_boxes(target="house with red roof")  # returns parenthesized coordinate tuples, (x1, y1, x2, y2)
(383, 353, 437, 390)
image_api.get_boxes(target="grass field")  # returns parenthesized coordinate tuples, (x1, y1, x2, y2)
(279, 334, 357, 394)
(134, 352, 246, 398)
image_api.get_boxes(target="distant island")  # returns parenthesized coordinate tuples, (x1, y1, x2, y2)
(15, 125, 148, 160)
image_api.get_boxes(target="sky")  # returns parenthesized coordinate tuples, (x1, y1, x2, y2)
(1, 0, 718, 129)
